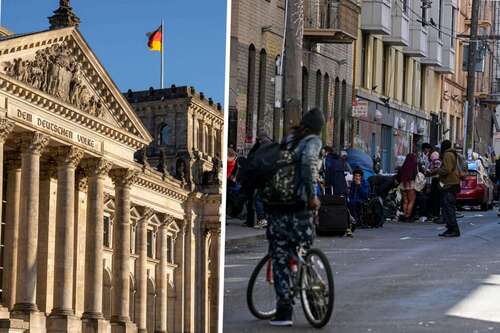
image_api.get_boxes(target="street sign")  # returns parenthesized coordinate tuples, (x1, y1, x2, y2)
(352, 98, 368, 118)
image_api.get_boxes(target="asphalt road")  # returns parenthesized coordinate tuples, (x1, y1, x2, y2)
(223, 211, 500, 332)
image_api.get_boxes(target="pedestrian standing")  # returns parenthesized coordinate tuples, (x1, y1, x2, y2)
(438, 140, 461, 237)
(397, 153, 418, 221)
(429, 151, 442, 222)
(266, 108, 323, 326)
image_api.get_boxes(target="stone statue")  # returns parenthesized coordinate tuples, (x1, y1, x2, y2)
(3, 43, 104, 119)
(175, 158, 187, 183)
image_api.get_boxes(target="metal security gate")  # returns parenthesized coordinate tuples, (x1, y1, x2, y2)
(381, 125, 393, 173)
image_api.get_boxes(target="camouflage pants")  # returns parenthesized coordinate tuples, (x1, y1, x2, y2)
(267, 210, 315, 306)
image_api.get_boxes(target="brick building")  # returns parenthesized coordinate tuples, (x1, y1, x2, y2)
(229, 0, 358, 153)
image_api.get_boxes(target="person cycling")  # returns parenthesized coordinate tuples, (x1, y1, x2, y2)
(266, 108, 323, 326)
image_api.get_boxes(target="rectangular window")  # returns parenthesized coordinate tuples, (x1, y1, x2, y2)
(360, 32, 369, 88)
(103, 216, 110, 248)
(372, 39, 378, 90)
(402, 56, 408, 103)
(147, 230, 153, 258)
(382, 45, 390, 95)
(451, 7, 456, 48)
(420, 64, 426, 110)
(438, 0, 443, 39)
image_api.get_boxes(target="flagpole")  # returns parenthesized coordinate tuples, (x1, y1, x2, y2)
(160, 19, 164, 89)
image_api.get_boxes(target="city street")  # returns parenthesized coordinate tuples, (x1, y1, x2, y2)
(223, 211, 500, 332)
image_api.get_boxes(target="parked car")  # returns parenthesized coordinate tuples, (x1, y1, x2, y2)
(457, 160, 494, 210)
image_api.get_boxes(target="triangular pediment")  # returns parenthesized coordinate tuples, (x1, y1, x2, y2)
(0, 27, 152, 148)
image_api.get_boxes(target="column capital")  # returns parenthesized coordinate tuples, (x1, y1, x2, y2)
(0, 118, 15, 144)
(141, 207, 155, 222)
(161, 215, 175, 228)
(76, 170, 88, 192)
(82, 158, 113, 177)
(109, 168, 139, 189)
(53, 146, 84, 168)
(19, 132, 50, 154)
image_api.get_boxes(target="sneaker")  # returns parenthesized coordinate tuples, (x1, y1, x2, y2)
(419, 216, 428, 223)
(269, 304, 293, 327)
(254, 219, 268, 229)
(439, 229, 460, 237)
(346, 228, 353, 238)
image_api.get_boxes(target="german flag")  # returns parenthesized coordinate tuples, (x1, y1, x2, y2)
(147, 26, 162, 51)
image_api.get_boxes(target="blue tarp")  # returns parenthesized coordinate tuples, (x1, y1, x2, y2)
(346, 148, 375, 180)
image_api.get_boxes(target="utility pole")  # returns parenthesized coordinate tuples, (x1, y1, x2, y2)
(465, 0, 480, 153)
(282, 0, 304, 134)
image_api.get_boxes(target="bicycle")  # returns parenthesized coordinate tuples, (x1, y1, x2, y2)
(246, 245, 334, 328)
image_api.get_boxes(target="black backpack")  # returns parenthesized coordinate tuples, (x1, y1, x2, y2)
(240, 140, 305, 210)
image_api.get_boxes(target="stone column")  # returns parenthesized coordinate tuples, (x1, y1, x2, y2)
(136, 208, 154, 333)
(155, 220, 170, 333)
(183, 196, 196, 333)
(0, 120, 14, 315)
(2, 156, 21, 310)
(13, 132, 49, 312)
(0, 119, 14, 229)
(173, 223, 186, 332)
(12, 131, 49, 332)
(37, 161, 58, 315)
(208, 228, 221, 333)
(109, 169, 138, 333)
(82, 158, 112, 333)
(47, 146, 84, 332)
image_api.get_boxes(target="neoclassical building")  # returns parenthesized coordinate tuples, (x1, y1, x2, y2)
(0, 2, 222, 333)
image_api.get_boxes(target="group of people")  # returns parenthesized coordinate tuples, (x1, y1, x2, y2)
(228, 107, 468, 326)
(396, 140, 462, 237)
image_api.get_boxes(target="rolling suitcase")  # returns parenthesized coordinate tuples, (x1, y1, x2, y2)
(316, 187, 350, 235)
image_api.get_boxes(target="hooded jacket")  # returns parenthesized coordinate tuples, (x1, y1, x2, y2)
(438, 148, 460, 189)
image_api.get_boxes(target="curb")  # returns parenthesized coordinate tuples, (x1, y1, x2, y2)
(225, 233, 267, 250)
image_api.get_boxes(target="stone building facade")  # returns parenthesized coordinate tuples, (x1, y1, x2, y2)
(353, 0, 458, 171)
(229, 0, 357, 154)
(0, 4, 222, 333)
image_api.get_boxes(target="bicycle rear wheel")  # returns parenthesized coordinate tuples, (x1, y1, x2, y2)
(246, 254, 276, 320)
(300, 248, 334, 328)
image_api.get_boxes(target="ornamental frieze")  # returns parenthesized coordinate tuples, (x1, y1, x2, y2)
(3, 41, 104, 118)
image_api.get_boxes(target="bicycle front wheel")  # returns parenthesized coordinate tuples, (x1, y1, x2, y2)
(246, 254, 277, 320)
(300, 248, 334, 328)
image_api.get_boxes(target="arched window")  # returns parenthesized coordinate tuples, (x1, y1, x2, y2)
(302, 67, 309, 114)
(257, 49, 267, 128)
(315, 70, 322, 108)
(340, 80, 347, 147)
(246, 44, 257, 143)
(333, 77, 340, 148)
(322, 73, 330, 142)
(159, 124, 169, 146)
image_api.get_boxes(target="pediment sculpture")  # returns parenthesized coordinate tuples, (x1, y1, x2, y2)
(3, 41, 104, 118)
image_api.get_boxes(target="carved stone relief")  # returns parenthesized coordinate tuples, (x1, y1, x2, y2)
(3, 42, 104, 118)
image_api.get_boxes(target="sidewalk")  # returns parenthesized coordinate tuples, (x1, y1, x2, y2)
(225, 218, 266, 248)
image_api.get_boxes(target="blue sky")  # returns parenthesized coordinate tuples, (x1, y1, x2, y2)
(2, 0, 227, 104)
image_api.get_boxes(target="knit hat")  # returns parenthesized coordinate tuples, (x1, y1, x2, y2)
(300, 108, 324, 133)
